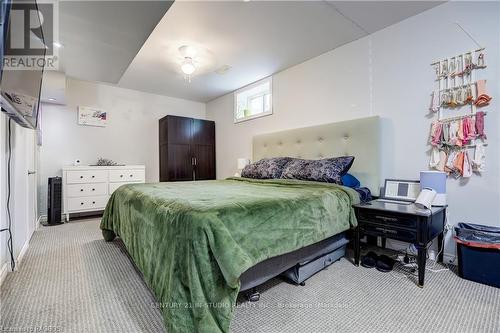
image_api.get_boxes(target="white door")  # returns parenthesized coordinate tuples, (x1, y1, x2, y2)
(26, 130, 37, 235)
(11, 124, 37, 260)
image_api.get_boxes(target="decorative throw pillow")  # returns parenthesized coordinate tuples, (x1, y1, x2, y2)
(280, 156, 355, 184)
(341, 173, 361, 188)
(241, 157, 293, 179)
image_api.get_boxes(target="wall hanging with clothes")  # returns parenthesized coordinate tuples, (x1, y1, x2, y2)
(428, 47, 491, 179)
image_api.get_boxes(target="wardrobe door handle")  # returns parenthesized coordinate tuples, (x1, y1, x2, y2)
(194, 157, 197, 166)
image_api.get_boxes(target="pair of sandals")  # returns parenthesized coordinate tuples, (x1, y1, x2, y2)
(361, 251, 395, 272)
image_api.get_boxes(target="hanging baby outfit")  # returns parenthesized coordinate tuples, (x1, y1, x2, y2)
(437, 150, 447, 172)
(472, 143, 486, 172)
(430, 90, 440, 112)
(429, 147, 440, 169)
(475, 80, 492, 107)
(445, 150, 457, 173)
(429, 148, 448, 172)
(475, 111, 487, 139)
(441, 122, 450, 145)
(448, 121, 459, 146)
(457, 120, 464, 146)
(453, 151, 464, 177)
(465, 116, 477, 141)
(462, 151, 473, 178)
(429, 121, 443, 146)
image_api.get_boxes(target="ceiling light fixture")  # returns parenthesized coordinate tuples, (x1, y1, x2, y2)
(180, 57, 196, 83)
(181, 57, 196, 75)
(179, 45, 198, 82)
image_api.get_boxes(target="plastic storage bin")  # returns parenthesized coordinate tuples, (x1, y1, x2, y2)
(454, 223, 500, 288)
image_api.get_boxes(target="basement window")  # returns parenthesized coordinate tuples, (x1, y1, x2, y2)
(234, 77, 272, 123)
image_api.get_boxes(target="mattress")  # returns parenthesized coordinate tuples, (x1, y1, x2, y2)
(100, 177, 360, 333)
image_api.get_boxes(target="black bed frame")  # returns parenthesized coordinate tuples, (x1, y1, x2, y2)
(239, 232, 349, 301)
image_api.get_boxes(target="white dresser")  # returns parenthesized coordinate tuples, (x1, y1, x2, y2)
(62, 165, 145, 221)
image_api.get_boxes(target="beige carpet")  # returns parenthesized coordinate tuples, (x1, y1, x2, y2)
(1, 218, 499, 333)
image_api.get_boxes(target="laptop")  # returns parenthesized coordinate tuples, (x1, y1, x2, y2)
(375, 179, 420, 205)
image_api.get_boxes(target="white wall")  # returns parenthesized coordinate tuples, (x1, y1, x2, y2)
(0, 113, 38, 282)
(38, 78, 206, 216)
(207, 2, 500, 258)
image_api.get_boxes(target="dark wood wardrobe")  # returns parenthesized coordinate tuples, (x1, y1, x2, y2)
(159, 115, 215, 182)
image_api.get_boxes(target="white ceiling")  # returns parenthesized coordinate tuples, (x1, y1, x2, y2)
(58, 1, 173, 83)
(58, 1, 443, 102)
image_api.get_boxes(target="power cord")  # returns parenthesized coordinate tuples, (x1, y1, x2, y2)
(426, 230, 449, 273)
(0, 118, 16, 271)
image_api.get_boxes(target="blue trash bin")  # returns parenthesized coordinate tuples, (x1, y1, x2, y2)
(455, 223, 500, 288)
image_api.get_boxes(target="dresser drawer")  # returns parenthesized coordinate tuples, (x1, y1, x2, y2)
(109, 182, 141, 194)
(360, 223, 417, 243)
(357, 210, 416, 229)
(109, 169, 145, 182)
(66, 183, 108, 197)
(67, 196, 109, 212)
(66, 170, 108, 184)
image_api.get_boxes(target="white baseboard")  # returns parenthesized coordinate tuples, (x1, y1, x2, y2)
(36, 215, 43, 230)
(0, 217, 39, 283)
(0, 234, 32, 284)
(0, 262, 8, 287)
(15, 238, 30, 269)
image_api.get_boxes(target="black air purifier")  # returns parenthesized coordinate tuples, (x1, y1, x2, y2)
(47, 177, 63, 225)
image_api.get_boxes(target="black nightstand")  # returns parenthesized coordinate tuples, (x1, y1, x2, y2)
(353, 200, 447, 287)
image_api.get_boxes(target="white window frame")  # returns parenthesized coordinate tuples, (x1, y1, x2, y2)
(234, 77, 273, 123)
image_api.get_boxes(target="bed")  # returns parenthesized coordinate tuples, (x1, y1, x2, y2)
(100, 116, 380, 333)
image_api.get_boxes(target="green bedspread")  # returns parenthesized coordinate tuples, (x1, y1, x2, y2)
(100, 177, 359, 333)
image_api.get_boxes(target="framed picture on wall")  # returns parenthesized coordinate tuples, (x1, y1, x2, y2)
(78, 106, 108, 127)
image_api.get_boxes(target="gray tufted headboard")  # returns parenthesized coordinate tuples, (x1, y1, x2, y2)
(253, 116, 381, 195)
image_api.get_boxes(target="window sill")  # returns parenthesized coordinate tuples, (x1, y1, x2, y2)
(234, 111, 273, 124)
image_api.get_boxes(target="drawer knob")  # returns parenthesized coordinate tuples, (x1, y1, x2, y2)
(80, 176, 83, 179)
(92, 201, 96, 204)
(92, 188, 95, 191)
(120, 175, 124, 178)
(80, 202, 84, 205)
(129, 174, 133, 177)
(80, 189, 83, 192)
(92, 175, 95, 178)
